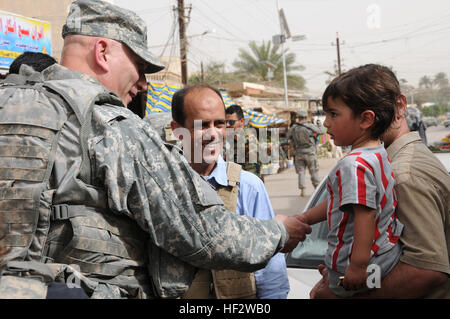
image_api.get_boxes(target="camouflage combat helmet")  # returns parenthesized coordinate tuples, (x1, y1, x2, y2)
(63, 0, 165, 74)
(296, 109, 308, 118)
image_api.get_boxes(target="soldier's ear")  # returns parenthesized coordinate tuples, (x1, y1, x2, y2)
(93, 38, 109, 72)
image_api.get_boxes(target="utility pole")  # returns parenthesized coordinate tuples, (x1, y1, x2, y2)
(274, 1, 305, 107)
(177, 0, 188, 85)
(336, 32, 342, 76)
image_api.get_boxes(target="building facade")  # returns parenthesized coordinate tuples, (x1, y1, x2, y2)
(0, 0, 75, 61)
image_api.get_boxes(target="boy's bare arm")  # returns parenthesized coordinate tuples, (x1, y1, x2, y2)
(343, 204, 375, 291)
(301, 200, 328, 225)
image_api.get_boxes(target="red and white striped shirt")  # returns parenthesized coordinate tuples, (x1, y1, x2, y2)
(325, 144, 404, 274)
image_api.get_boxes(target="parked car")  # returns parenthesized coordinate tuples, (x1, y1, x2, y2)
(423, 117, 438, 127)
(444, 114, 450, 128)
(406, 107, 427, 145)
(286, 150, 450, 299)
(285, 177, 328, 299)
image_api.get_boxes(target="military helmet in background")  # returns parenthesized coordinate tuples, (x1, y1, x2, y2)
(144, 112, 179, 145)
(296, 109, 308, 118)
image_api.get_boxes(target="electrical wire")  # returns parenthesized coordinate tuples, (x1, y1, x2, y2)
(192, 0, 251, 41)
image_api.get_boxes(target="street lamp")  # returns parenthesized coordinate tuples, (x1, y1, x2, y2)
(187, 29, 215, 39)
(274, 0, 306, 107)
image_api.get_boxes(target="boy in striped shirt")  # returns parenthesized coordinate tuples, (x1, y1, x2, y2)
(301, 64, 404, 297)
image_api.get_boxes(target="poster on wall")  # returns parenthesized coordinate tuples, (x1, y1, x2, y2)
(0, 10, 51, 69)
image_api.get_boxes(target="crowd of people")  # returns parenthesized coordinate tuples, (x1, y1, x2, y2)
(0, 0, 448, 300)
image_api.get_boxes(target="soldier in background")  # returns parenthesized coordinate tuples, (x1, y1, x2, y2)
(0, 0, 311, 299)
(225, 104, 263, 180)
(287, 109, 325, 197)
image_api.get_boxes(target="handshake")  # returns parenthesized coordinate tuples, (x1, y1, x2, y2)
(275, 214, 311, 253)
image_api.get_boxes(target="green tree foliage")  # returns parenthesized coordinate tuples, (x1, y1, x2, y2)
(433, 72, 449, 89)
(415, 72, 450, 115)
(421, 104, 450, 117)
(232, 40, 306, 90)
(419, 75, 433, 89)
(188, 61, 232, 86)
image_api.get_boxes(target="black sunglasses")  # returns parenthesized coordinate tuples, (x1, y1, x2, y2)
(226, 120, 237, 126)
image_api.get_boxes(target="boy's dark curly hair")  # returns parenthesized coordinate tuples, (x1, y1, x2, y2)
(322, 64, 401, 139)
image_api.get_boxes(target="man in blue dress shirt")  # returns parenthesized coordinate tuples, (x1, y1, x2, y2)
(205, 157, 290, 298)
(169, 83, 290, 299)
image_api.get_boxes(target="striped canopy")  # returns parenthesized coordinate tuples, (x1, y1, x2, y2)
(145, 81, 286, 128)
(146, 81, 181, 113)
(244, 108, 286, 128)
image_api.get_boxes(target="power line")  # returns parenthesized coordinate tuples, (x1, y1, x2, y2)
(158, 8, 178, 57)
(230, 0, 278, 32)
(146, 10, 172, 27)
(197, 0, 255, 39)
(177, 0, 189, 84)
(249, 0, 279, 28)
(349, 29, 450, 49)
(193, 1, 250, 41)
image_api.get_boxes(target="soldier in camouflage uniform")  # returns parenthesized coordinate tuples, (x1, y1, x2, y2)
(0, 0, 311, 299)
(287, 109, 326, 197)
(224, 105, 263, 180)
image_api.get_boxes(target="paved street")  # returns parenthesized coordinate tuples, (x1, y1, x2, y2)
(265, 125, 449, 217)
(264, 157, 338, 216)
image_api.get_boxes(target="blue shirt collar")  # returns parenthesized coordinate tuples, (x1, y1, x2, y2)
(204, 156, 228, 187)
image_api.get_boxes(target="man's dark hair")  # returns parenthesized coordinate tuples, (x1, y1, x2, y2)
(225, 104, 244, 120)
(322, 64, 401, 139)
(171, 84, 225, 126)
(9, 52, 57, 74)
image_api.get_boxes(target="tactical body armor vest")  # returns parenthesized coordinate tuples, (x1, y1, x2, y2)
(0, 67, 150, 298)
(183, 162, 257, 299)
(292, 123, 314, 149)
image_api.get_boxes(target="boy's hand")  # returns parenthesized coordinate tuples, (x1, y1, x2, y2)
(297, 213, 309, 225)
(343, 263, 368, 291)
(275, 214, 312, 252)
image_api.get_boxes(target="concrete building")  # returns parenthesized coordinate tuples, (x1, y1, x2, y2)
(147, 56, 182, 85)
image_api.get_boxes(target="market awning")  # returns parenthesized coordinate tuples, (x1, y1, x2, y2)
(244, 109, 286, 128)
(145, 81, 286, 128)
(146, 81, 181, 113)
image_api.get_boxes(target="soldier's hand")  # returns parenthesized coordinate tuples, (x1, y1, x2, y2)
(275, 214, 312, 253)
